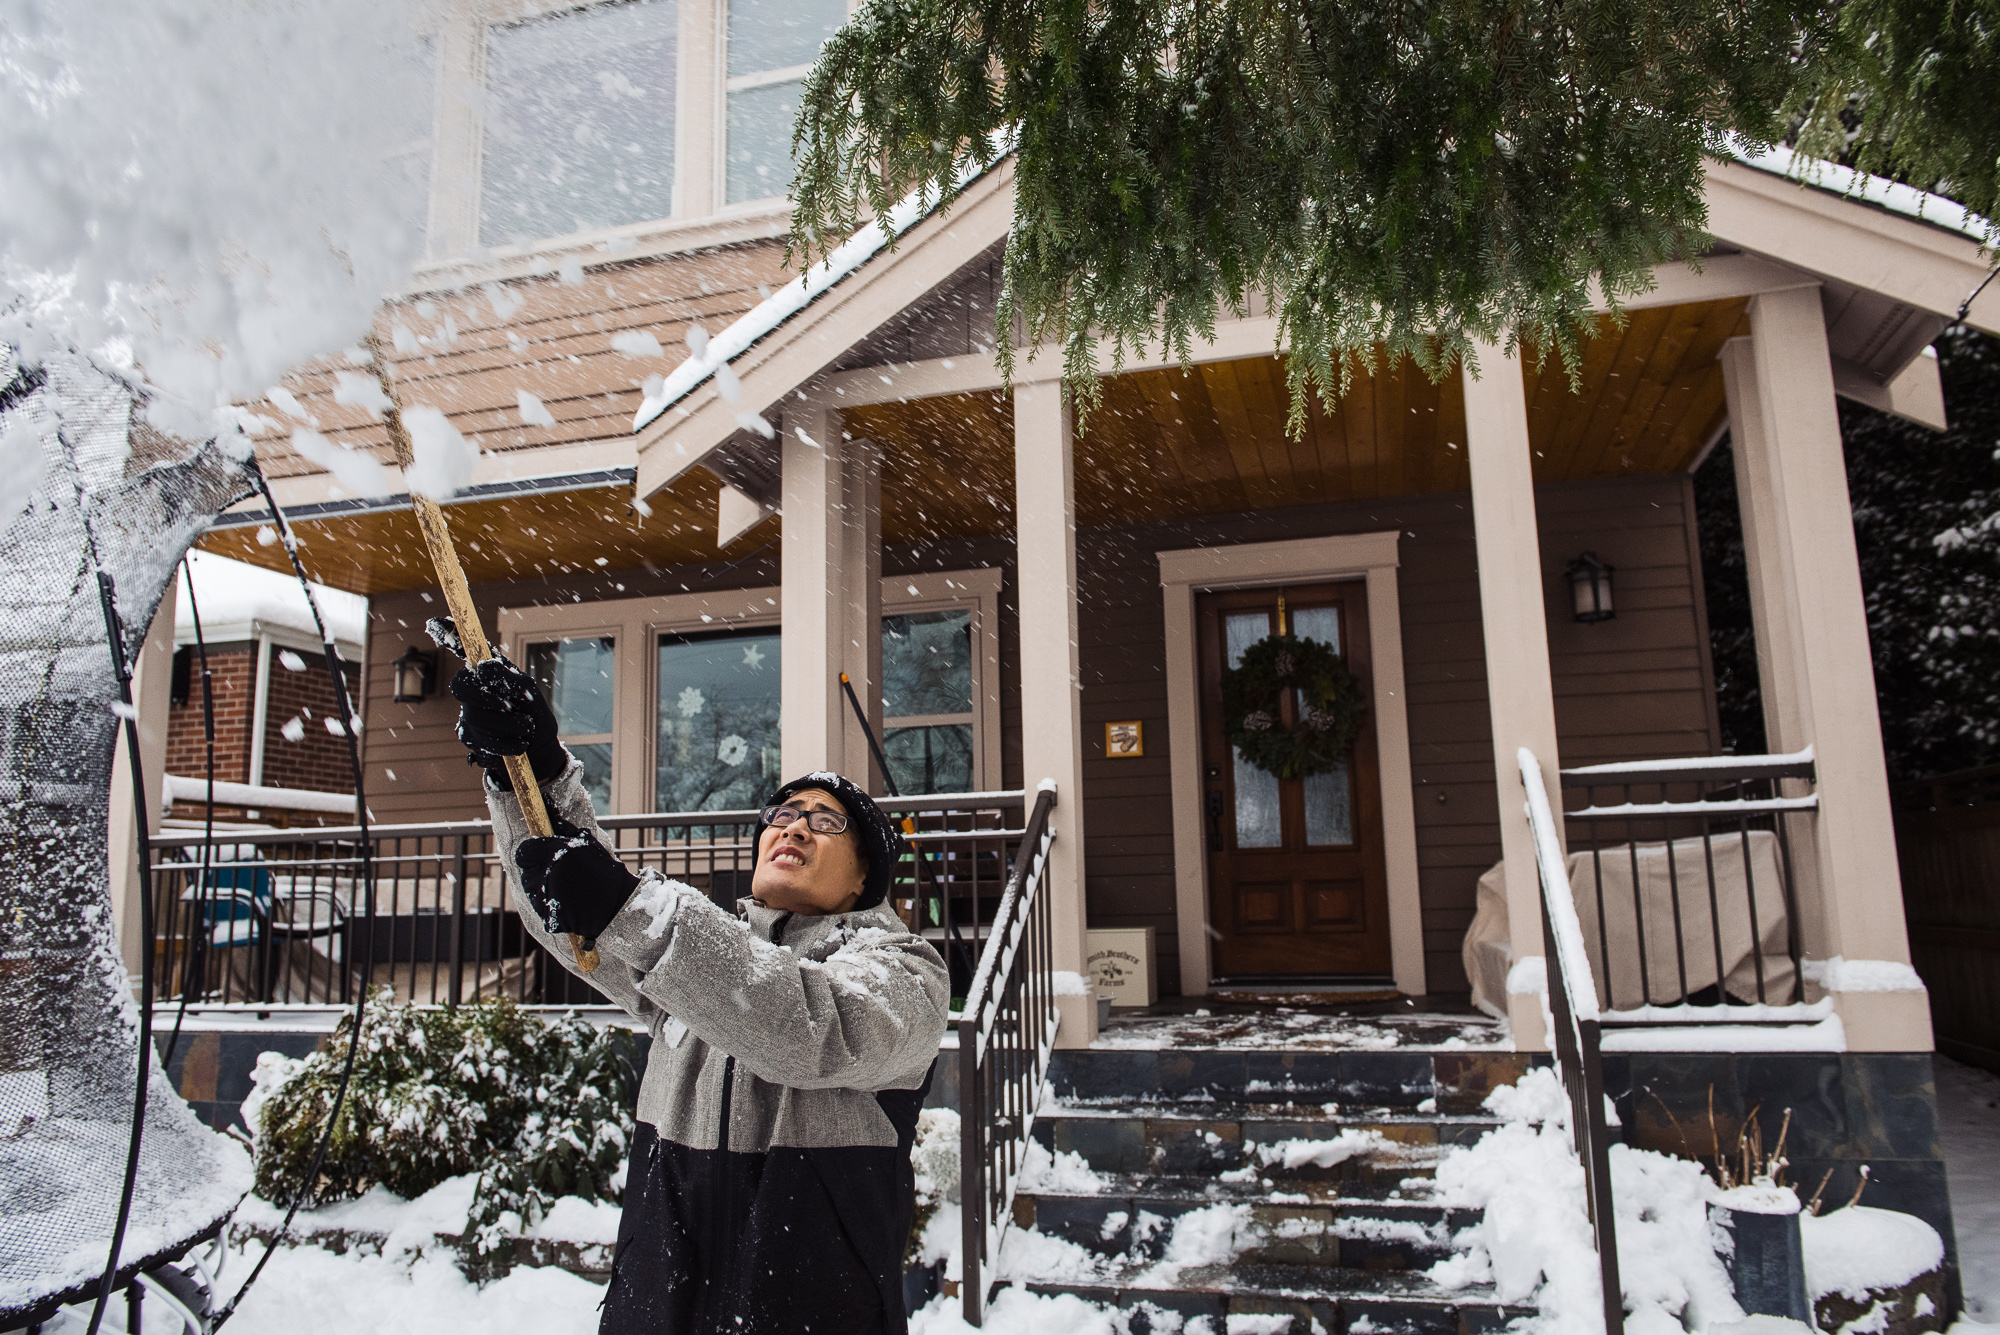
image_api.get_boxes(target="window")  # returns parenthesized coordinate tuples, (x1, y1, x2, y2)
(481, 0, 679, 248)
(526, 636, 617, 810)
(881, 610, 975, 795)
(655, 627, 783, 812)
(389, 38, 438, 247)
(724, 0, 843, 203)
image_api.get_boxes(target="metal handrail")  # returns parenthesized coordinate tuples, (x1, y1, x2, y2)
(147, 790, 1028, 1010)
(1558, 750, 1817, 1009)
(957, 783, 1058, 1326)
(1520, 749, 1625, 1335)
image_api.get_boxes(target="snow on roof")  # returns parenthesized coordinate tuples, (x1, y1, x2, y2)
(176, 550, 367, 650)
(631, 137, 1012, 434)
(1728, 139, 1994, 246)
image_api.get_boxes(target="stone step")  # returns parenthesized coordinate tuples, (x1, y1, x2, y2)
(1013, 1188, 1473, 1272)
(1047, 1048, 1534, 1113)
(1016, 1263, 1521, 1335)
(1032, 1108, 1502, 1181)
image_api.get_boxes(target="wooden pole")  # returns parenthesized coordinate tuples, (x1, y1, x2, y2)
(366, 334, 598, 971)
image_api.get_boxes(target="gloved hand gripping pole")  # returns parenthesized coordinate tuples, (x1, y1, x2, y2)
(364, 333, 598, 971)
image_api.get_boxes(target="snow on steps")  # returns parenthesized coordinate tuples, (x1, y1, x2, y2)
(989, 1043, 1536, 1332)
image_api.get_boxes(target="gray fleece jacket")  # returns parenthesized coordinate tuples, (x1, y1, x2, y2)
(487, 761, 950, 1150)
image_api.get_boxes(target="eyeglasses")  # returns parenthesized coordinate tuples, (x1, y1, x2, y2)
(761, 804, 850, 835)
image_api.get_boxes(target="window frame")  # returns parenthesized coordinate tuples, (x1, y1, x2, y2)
(496, 568, 1002, 813)
(881, 568, 1002, 793)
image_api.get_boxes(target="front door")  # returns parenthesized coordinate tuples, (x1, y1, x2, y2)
(1199, 583, 1392, 979)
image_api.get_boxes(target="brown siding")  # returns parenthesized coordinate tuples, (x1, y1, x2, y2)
(356, 473, 1719, 999)
(1071, 473, 1720, 997)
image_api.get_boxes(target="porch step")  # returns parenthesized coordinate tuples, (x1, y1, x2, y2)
(1032, 1106, 1502, 1180)
(1019, 1263, 1521, 1335)
(986, 1017, 1531, 1325)
(1015, 1185, 1473, 1270)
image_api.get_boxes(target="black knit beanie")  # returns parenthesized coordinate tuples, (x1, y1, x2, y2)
(759, 772, 906, 911)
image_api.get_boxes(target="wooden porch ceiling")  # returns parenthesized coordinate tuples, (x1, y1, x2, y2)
(202, 297, 1744, 592)
(852, 296, 1748, 540)
(195, 463, 762, 596)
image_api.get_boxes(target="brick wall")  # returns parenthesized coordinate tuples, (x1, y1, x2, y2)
(164, 643, 255, 783)
(163, 639, 360, 797)
(260, 650, 362, 793)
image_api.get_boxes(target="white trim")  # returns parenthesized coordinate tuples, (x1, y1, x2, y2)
(1156, 531, 1423, 997)
(247, 636, 273, 788)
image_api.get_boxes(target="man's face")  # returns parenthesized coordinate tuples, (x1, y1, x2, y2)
(751, 788, 866, 916)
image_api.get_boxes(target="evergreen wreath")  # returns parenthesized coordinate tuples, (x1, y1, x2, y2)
(1221, 634, 1366, 780)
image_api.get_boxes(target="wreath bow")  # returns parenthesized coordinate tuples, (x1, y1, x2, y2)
(1221, 634, 1366, 779)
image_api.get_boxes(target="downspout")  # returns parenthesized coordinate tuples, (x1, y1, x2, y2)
(248, 633, 273, 788)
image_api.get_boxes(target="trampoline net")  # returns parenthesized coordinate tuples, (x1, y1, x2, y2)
(0, 351, 256, 1324)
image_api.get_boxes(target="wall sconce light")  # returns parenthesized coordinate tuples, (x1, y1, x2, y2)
(1566, 552, 1616, 623)
(392, 645, 437, 702)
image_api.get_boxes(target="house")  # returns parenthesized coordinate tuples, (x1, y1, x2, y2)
(160, 553, 367, 825)
(118, 0, 1999, 1308)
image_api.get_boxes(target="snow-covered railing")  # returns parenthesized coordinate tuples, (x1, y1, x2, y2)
(146, 791, 1029, 1010)
(1519, 749, 1626, 1335)
(956, 781, 1057, 1327)
(1560, 749, 1817, 1010)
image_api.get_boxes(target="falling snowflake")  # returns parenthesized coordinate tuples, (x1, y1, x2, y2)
(280, 716, 306, 742)
(717, 734, 749, 766)
(677, 686, 705, 717)
(741, 644, 765, 669)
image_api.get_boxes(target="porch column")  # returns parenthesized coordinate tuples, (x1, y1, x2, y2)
(1720, 288, 1930, 1051)
(839, 438, 885, 793)
(781, 401, 848, 778)
(1014, 380, 1095, 1046)
(1463, 344, 1561, 1052)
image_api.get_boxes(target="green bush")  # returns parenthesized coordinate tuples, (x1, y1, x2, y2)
(251, 992, 637, 1273)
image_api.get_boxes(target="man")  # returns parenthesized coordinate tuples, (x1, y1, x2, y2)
(450, 650, 950, 1335)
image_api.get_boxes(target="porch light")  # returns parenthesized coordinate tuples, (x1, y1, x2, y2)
(392, 645, 437, 702)
(1566, 552, 1615, 623)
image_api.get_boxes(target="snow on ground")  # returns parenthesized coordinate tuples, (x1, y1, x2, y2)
(222, 1238, 603, 1335)
(1936, 1056, 2000, 1320)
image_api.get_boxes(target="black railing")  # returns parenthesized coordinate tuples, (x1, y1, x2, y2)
(147, 792, 1027, 1010)
(957, 783, 1058, 1327)
(1520, 749, 1625, 1335)
(1558, 752, 1818, 1011)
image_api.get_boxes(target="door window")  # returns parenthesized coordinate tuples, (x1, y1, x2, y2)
(1224, 611, 1283, 847)
(656, 628, 783, 812)
(1289, 604, 1353, 846)
(526, 636, 616, 810)
(882, 609, 974, 794)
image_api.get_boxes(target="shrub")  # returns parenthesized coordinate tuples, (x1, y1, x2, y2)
(251, 992, 638, 1273)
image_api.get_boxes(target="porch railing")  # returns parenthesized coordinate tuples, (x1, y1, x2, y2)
(146, 791, 1027, 1010)
(957, 782, 1058, 1327)
(1520, 749, 1625, 1335)
(1558, 750, 1818, 1011)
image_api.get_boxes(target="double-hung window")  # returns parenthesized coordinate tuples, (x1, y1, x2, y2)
(480, 0, 680, 248)
(724, 0, 844, 204)
(525, 635, 618, 810)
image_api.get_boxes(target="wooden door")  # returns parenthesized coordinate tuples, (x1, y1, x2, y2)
(1199, 582, 1392, 979)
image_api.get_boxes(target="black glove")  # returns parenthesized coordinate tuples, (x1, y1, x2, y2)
(442, 635, 568, 792)
(515, 816, 639, 943)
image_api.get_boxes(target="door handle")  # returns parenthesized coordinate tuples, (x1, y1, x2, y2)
(1205, 790, 1224, 851)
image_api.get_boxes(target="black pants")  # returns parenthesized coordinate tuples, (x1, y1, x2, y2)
(601, 1124, 910, 1335)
